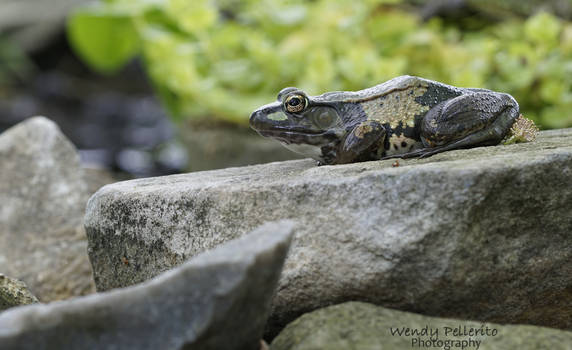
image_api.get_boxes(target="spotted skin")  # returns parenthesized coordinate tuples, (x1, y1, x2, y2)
(250, 75, 520, 165)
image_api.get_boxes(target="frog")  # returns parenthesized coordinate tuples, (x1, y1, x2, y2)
(249, 75, 521, 165)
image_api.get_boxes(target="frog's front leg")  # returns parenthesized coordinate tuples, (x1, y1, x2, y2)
(337, 120, 386, 164)
(397, 92, 519, 159)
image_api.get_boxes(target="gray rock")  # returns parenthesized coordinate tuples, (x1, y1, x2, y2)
(85, 129, 572, 336)
(0, 274, 39, 311)
(0, 221, 294, 350)
(0, 116, 95, 301)
(271, 302, 572, 350)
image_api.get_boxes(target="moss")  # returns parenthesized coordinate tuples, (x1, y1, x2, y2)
(0, 274, 39, 311)
(502, 115, 540, 145)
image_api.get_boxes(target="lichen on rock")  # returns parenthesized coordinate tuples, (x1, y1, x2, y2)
(0, 274, 39, 311)
(502, 114, 540, 145)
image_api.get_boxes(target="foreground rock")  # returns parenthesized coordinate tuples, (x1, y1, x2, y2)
(0, 116, 95, 301)
(0, 221, 293, 350)
(0, 274, 39, 311)
(85, 129, 572, 335)
(271, 302, 572, 350)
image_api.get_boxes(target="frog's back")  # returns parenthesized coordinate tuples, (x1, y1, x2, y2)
(313, 76, 466, 127)
(342, 77, 452, 130)
(354, 76, 468, 157)
(314, 76, 464, 104)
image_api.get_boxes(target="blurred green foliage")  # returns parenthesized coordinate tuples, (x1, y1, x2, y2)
(0, 37, 34, 86)
(68, 0, 572, 128)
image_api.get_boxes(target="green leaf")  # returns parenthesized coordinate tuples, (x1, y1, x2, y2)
(524, 12, 562, 45)
(165, 0, 218, 35)
(67, 4, 141, 74)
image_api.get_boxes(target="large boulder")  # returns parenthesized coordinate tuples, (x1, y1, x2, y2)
(0, 221, 294, 350)
(271, 302, 572, 350)
(0, 116, 95, 301)
(85, 129, 572, 336)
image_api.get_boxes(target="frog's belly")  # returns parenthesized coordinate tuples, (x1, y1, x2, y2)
(383, 134, 423, 156)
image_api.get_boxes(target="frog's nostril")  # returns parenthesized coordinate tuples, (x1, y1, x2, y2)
(249, 110, 262, 127)
(250, 110, 271, 131)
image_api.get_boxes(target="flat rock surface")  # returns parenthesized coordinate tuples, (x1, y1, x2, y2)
(0, 221, 294, 350)
(271, 302, 572, 350)
(0, 117, 95, 301)
(85, 129, 572, 335)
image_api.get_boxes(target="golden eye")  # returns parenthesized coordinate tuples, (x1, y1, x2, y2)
(285, 95, 307, 113)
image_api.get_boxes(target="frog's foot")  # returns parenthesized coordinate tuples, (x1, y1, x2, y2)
(419, 91, 520, 155)
(382, 144, 471, 159)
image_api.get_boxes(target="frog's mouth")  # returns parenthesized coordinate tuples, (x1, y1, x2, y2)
(250, 109, 328, 144)
(259, 128, 325, 137)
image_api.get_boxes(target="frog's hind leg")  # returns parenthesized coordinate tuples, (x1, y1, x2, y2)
(412, 92, 519, 158)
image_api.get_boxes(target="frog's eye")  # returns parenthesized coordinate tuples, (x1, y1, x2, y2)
(284, 94, 307, 113)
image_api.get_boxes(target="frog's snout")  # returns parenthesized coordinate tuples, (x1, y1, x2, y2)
(249, 109, 266, 131)
(249, 103, 288, 132)
(249, 109, 261, 128)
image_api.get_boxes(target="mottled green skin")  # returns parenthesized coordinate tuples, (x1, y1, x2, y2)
(250, 75, 519, 165)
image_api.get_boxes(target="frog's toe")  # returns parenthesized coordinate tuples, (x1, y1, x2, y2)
(401, 149, 431, 158)
(418, 150, 440, 158)
(402, 148, 444, 159)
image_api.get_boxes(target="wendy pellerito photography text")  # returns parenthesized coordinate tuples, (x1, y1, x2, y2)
(389, 324, 499, 349)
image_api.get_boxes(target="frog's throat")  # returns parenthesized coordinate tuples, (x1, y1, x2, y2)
(281, 143, 324, 161)
(261, 128, 341, 145)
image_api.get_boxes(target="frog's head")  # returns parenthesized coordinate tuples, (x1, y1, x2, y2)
(250, 87, 350, 163)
